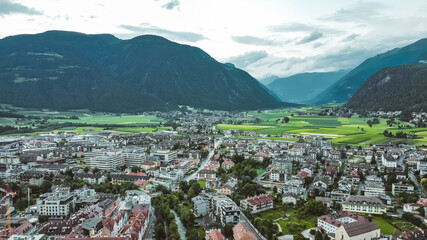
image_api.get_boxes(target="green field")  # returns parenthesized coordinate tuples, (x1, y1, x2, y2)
(53, 114, 164, 125)
(373, 216, 419, 235)
(218, 108, 427, 146)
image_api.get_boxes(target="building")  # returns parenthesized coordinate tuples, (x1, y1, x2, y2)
(233, 222, 258, 240)
(211, 195, 240, 226)
(382, 154, 397, 168)
(392, 183, 414, 196)
(36, 187, 76, 218)
(221, 161, 235, 171)
(125, 190, 151, 205)
(240, 194, 274, 213)
(110, 173, 149, 185)
(149, 149, 177, 162)
(191, 196, 209, 217)
(206, 230, 225, 240)
(364, 181, 386, 197)
(318, 212, 380, 240)
(342, 196, 387, 215)
(74, 173, 106, 184)
(85, 151, 123, 171)
(335, 217, 380, 240)
(282, 193, 298, 205)
(122, 150, 145, 167)
(218, 184, 233, 195)
(197, 169, 216, 181)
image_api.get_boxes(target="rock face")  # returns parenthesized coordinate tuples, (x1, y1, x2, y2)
(0, 31, 289, 112)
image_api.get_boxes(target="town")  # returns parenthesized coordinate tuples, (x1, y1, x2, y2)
(0, 109, 426, 240)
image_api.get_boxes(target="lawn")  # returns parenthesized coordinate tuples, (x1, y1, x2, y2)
(256, 169, 266, 176)
(373, 216, 419, 235)
(373, 216, 396, 235)
(277, 210, 317, 235)
(197, 181, 206, 188)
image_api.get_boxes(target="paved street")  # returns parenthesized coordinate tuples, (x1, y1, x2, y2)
(184, 148, 215, 181)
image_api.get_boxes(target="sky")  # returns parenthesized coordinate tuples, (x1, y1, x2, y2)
(1, 0, 427, 80)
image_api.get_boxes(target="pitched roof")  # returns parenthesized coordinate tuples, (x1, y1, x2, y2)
(342, 218, 379, 237)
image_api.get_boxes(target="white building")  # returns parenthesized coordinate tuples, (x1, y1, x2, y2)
(382, 154, 397, 168)
(150, 149, 177, 162)
(125, 190, 151, 205)
(85, 151, 123, 171)
(392, 183, 414, 196)
(37, 187, 75, 218)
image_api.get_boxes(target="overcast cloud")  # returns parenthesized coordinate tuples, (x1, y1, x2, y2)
(0, 0, 41, 16)
(0, 0, 426, 79)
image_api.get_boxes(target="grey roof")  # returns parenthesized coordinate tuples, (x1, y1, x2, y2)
(82, 217, 102, 230)
(343, 196, 385, 207)
(343, 219, 379, 237)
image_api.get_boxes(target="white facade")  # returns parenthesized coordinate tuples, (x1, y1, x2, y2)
(37, 187, 75, 218)
(85, 151, 123, 171)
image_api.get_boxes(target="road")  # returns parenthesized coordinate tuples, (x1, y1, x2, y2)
(240, 212, 267, 240)
(184, 148, 215, 181)
(409, 171, 427, 197)
(143, 209, 156, 240)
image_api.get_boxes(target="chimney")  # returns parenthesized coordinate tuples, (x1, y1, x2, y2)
(367, 214, 372, 222)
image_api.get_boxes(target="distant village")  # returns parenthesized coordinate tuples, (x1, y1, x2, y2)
(0, 111, 426, 240)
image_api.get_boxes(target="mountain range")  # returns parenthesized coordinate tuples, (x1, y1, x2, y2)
(0, 31, 289, 112)
(309, 38, 427, 104)
(266, 70, 349, 104)
(346, 65, 427, 112)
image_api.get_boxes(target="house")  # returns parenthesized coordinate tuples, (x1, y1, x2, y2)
(364, 180, 386, 197)
(392, 183, 414, 196)
(218, 184, 233, 195)
(221, 161, 235, 171)
(240, 194, 273, 213)
(403, 203, 423, 214)
(335, 217, 380, 240)
(382, 154, 397, 168)
(197, 169, 216, 181)
(342, 196, 387, 215)
(74, 173, 106, 184)
(282, 193, 298, 205)
(232, 222, 258, 240)
(141, 161, 156, 170)
(192, 196, 209, 217)
(392, 229, 427, 240)
(206, 229, 225, 240)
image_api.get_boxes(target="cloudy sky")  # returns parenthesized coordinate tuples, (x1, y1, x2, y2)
(1, 0, 427, 80)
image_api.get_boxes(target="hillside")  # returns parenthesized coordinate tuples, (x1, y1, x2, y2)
(346, 65, 427, 112)
(309, 38, 427, 104)
(0, 31, 289, 112)
(266, 70, 348, 104)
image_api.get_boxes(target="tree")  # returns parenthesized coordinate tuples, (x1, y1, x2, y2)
(418, 206, 425, 217)
(224, 222, 234, 238)
(284, 117, 290, 123)
(171, 122, 178, 131)
(155, 222, 166, 240)
(41, 180, 52, 193)
(370, 153, 376, 164)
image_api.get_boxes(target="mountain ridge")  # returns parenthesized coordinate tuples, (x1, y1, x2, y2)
(0, 30, 292, 112)
(309, 38, 427, 104)
(346, 65, 427, 112)
(266, 70, 349, 104)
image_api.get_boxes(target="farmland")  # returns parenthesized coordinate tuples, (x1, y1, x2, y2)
(217, 106, 427, 146)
